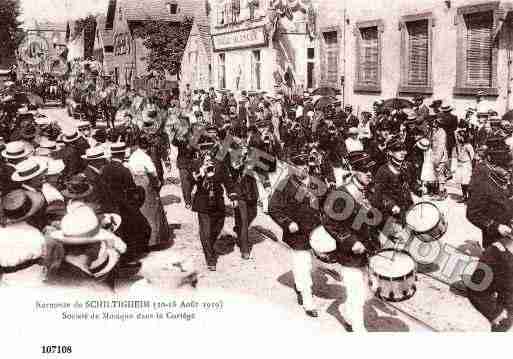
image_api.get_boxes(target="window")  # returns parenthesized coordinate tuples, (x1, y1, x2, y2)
(399, 14, 434, 94)
(166, 2, 178, 15)
(354, 20, 383, 93)
(454, 3, 500, 96)
(323, 31, 339, 88)
(219, 53, 226, 89)
(466, 12, 493, 87)
(358, 28, 379, 85)
(252, 50, 261, 90)
(307, 48, 315, 89)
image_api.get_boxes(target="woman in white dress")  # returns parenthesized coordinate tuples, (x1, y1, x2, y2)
(127, 136, 170, 248)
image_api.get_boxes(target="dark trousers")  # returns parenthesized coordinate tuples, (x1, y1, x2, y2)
(178, 167, 193, 205)
(468, 290, 510, 323)
(197, 213, 225, 266)
(234, 200, 258, 255)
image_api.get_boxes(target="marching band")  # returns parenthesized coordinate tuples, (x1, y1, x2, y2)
(1, 74, 513, 332)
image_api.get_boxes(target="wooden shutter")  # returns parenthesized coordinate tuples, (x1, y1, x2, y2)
(359, 27, 379, 85)
(323, 31, 339, 87)
(407, 20, 429, 86)
(466, 11, 493, 87)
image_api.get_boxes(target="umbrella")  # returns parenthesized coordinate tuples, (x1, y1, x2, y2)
(314, 96, 337, 111)
(382, 98, 414, 111)
(502, 110, 513, 123)
(311, 87, 340, 97)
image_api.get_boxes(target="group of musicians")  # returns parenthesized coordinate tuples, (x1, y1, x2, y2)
(177, 88, 513, 332)
(1, 74, 513, 331)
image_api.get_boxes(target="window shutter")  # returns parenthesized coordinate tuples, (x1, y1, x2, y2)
(359, 27, 379, 85)
(466, 11, 493, 87)
(407, 20, 429, 86)
(326, 51, 338, 86)
(323, 31, 339, 87)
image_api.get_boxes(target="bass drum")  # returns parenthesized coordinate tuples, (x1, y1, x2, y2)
(405, 202, 447, 242)
(368, 249, 417, 302)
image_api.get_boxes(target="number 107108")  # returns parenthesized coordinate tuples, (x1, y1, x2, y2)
(41, 345, 72, 354)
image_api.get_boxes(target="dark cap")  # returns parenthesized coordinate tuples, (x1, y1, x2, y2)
(386, 135, 407, 152)
(290, 154, 308, 166)
(429, 100, 442, 108)
(347, 151, 376, 172)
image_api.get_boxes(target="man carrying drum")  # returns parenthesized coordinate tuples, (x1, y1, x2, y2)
(372, 134, 414, 242)
(319, 151, 381, 331)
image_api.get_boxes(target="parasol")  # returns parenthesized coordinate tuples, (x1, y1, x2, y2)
(382, 98, 414, 111)
(311, 86, 340, 97)
(502, 110, 513, 123)
(313, 96, 337, 111)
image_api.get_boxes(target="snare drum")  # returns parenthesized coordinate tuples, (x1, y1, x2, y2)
(368, 249, 417, 302)
(405, 202, 447, 242)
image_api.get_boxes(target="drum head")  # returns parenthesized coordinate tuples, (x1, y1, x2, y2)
(406, 202, 440, 233)
(369, 250, 416, 279)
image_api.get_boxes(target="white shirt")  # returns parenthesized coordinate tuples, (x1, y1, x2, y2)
(345, 137, 364, 153)
(127, 148, 157, 176)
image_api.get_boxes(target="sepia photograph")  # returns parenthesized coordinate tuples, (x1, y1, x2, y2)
(0, 0, 512, 356)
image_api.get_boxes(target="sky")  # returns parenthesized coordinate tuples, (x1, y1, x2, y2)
(19, 0, 109, 24)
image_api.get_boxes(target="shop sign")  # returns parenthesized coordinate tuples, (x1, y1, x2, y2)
(212, 26, 267, 51)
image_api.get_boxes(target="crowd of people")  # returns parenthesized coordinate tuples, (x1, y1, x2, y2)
(1, 72, 513, 332)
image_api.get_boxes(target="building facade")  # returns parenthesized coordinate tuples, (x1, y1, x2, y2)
(93, 15, 115, 74)
(106, 0, 203, 90)
(318, 0, 513, 116)
(209, 0, 319, 95)
(180, 15, 213, 93)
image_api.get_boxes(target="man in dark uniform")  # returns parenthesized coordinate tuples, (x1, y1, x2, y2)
(467, 233, 513, 331)
(467, 135, 513, 250)
(227, 140, 259, 260)
(269, 152, 323, 317)
(372, 135, 414, 239)
(172, 116, 196, 209)
(191, 139, 239, 271)
(321, 150, 381, 331)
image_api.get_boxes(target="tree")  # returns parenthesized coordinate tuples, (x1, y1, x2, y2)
(0, 0, 24, 66)
(132, 17, 193, 77)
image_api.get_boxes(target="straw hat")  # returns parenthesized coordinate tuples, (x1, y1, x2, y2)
(61, 128, 81, 143)
(110, 142, 127, 155)
(416, 138, 430, 151)
(49, 204, 125, 277)
(81, 146, 108, 160)
(2, 189, 45, 225)
(47, 159, 65, 176)
(49, 204, 117, 245)
(1, 141, 33, 160)
(11, 157, 48, 182)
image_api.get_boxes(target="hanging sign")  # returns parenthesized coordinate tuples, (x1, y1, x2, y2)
(212, 26, 267, 51)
